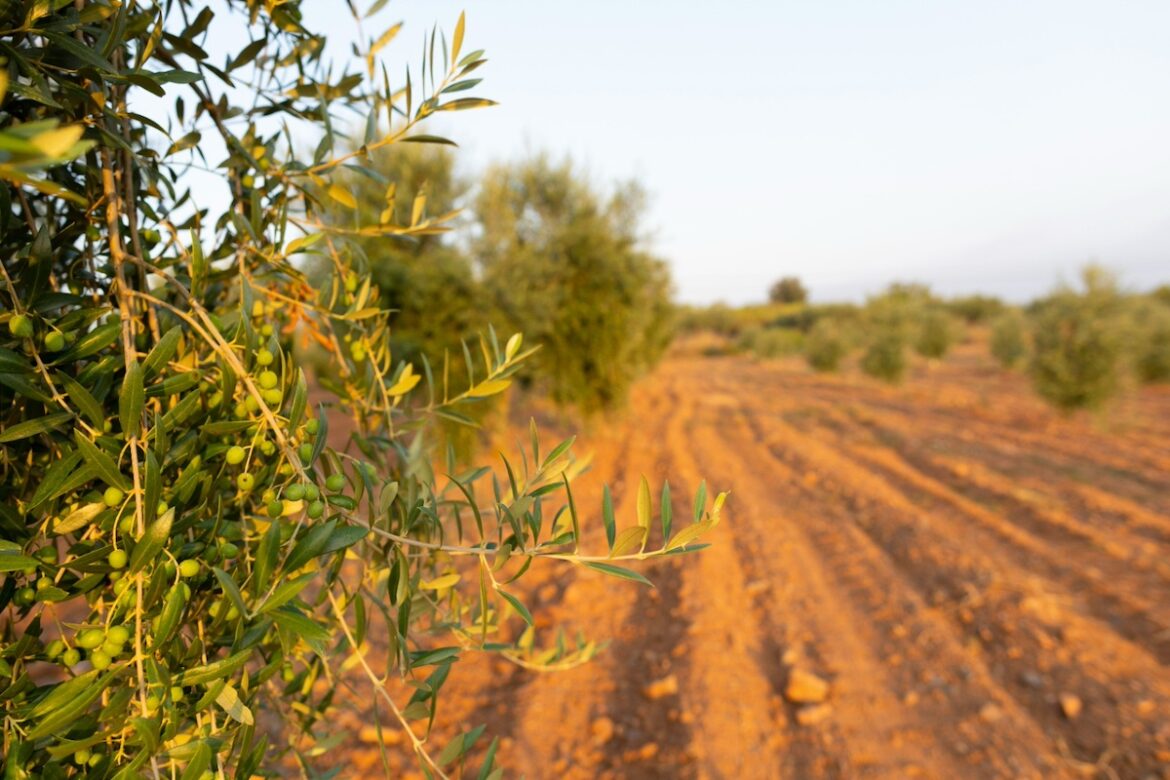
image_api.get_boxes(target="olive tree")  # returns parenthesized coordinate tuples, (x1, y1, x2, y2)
(475, 155, 674, 413)
(0, 4, 722, 778)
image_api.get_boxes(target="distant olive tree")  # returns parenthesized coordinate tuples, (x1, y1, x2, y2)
(989, 309, 1028, 370)
(804, 320, 850, 372)
(1030, 266, 1127, 410)
(913, 307, 960, 360)
(475, 156, 674, 413)
(768, 276, 808, 304)
(1134, 297, 1170, 384)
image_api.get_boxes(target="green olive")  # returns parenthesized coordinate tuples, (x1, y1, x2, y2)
(107, 549, 128, 570)
(307, 500, 324, 520)
(258, 370, 278, 389)
(303, 483, 320, 501)
(43, 331, 65, 351)
(106, 625, 130, 646)
(89, 649, 112, 670)
(8, 314, 33, 339)
(237, 472, 255, 491)
(76, 628, 105, 650)
(226, 446, 246, 465)
(325, 473, 345, 492)
(178, 559, 200, 578)
(103, 486, 125, 507)
(256, 348, 274, 366)
(285, 484, 305, 501)
(62, 648, 81, 667)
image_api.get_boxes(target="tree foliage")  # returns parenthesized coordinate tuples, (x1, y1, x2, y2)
(989, 309, 1028, 370)
(768, 276, 807, 305)
(804, 319, 849, 372)
(0, 4, 721, 777)
(1029, 267, 1127, 410)
(1133, 297, 1170, 384)
(475, 156, 674, 413)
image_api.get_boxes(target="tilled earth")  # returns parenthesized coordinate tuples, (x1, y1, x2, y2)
(323, 340, 1170, 779)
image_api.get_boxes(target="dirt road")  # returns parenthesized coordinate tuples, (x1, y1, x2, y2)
(338, 343, 1170, 779)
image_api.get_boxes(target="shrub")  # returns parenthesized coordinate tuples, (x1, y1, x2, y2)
(476, 156, 674, 413)
(989, 309, 1028, 369)
(1134, 298, 1170, 384)
(738, 326, 804, 359)
(861, 331, 908, 383)
(804, 320, 850, 372)
(1029, 266, 1127, 410)
(913, 307, 960, 360)
(768, 276, 808, 304)
(946, 294, 1005, 324)
(0, 6, 721, 777)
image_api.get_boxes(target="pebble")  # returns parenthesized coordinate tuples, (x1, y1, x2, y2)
(979, 702, 1004, 722)
(1059, 693, 1083, 720)
(591, 716, 615, 745)
(795, 703, 833, 726)
(785, 669, 830, 704)
(644, 674, 679, 700)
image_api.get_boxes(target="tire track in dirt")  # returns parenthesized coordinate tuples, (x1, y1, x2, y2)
(652, 372, 794, 779)
(674, 365, 1042, 778)
(494, 375, 699, 778)
(831, 409, 1170, 665)
(721, 366, 1170, 777)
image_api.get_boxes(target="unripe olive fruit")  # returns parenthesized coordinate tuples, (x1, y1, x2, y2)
(103, 487, 125, 507)
(14, 587, 35, 606)
(262, 388, 283, 406)
(298, 443, 313, 463)
(178, 559, 200, 578)
(266, 500, 283, 518)
(237, 473, 255, 491)
(307, 500, 324, 520)
(260, 324, 273, 337)
(90, 649, 112, 670)
(45, 639, 65, 658)
(325, 474, 345, 492)
(256, 348, 274, 366)
(77, 629, 105, 650)
(8, 314, 33, 339)
(171, 686, 185, 702)
(305, 418, 319, 435)
(62, 648, 81, 667)
(106, 625, 130, 646)
(285, 484, 305, 501)
(107, 549, 128, 570)
(303, 484, 320, 501)
(226, 446, 246, 465)
(100, 639, 122, 656)
(258, 370, 278, 389)
(43, 331, 65, 351)
(73, 749, 91, 766)
(251, 301, 265, 318)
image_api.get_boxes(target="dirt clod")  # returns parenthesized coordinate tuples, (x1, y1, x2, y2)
(643, 674, 679, 700)
(590, 716, 615, 745)
(785, 669, 830, 703)
(1059, 693, 1083, 719)
(795, 703, 833, 726)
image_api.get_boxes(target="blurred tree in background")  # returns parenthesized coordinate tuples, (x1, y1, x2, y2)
(1030, 266, 1127, 410)
(990, 309, 1028, 370)
(768, 275, 808, 304)
(475, 155, 674, 413)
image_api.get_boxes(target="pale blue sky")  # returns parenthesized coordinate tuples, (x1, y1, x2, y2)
(302, 1, 1170, 304)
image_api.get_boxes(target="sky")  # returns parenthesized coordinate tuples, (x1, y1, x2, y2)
(297, 1, 1170, 305)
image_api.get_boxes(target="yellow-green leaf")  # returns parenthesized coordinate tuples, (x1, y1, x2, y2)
(609, 526, 647, 558)
(421, 573, 460, 591)
(328, 183, 356, 209)
(215, 684, 254, 725)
